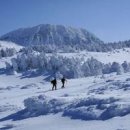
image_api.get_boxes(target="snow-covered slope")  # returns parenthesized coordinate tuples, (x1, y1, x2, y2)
(0, 70, 130, 130)
(58, 48, 130, 64)
(0, 24, 103, 47)
(0, 40, 23, 51)
(1, 41, 130, 129)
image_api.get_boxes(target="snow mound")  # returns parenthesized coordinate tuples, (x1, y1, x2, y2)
(112, 81, 130, 91)
(0, 104, 18, 112)
(24, 95, 130, 120)
(24, 95, 68, 115)
(88, 80, 130, 95)
(63, 97, 130, 120)
(21, 83, 39, 89)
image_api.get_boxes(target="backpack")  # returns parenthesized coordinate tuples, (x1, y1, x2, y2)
(51, 79, 56, 84)
(61, 78, 65, 83)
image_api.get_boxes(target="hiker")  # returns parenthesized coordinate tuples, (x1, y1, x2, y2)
(61, 77, 67, 88)
(51, 78, 57, 90)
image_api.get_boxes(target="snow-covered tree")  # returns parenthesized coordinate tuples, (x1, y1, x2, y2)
(0, 48, 16, 58)
(110, 62, 124, 75)
(11, 58, 18, 71)
(122, 61, 130, 73)
(102, 63, 111, 74)
(6, 49, 130, 79)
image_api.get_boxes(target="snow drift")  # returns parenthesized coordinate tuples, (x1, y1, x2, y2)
(24, 94, 130, 120)
(24, 95, 69, 115)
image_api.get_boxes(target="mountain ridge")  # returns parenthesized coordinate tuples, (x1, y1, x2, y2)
(0, 24, 103, 47)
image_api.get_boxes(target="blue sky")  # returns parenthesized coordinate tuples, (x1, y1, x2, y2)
(0, 0, 130, 42)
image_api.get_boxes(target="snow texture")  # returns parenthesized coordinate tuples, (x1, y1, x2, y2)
(24, 94, 130, 120)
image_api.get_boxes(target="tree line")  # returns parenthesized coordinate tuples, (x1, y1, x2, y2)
(6, 51, 130, 78)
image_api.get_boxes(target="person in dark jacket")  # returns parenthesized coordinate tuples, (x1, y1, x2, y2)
(61, 77, 66, 88)
(51, 78, 57, 90)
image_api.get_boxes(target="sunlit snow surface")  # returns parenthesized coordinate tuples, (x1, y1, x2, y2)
(0, 40, 23, 50)
(1, 47, 130, 130)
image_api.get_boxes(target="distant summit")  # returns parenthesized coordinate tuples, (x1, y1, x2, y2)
(0, 24, 103, 47)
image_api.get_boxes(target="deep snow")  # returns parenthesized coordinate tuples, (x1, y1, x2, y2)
(1, 70, 130, 129)
(1, 46, 130, 130)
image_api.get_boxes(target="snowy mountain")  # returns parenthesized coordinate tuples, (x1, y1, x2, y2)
(0, 41, 130, 129)
(1, 25, 130, 130)
(1, 24, 130, 52)
(0, 24, 103, 49)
